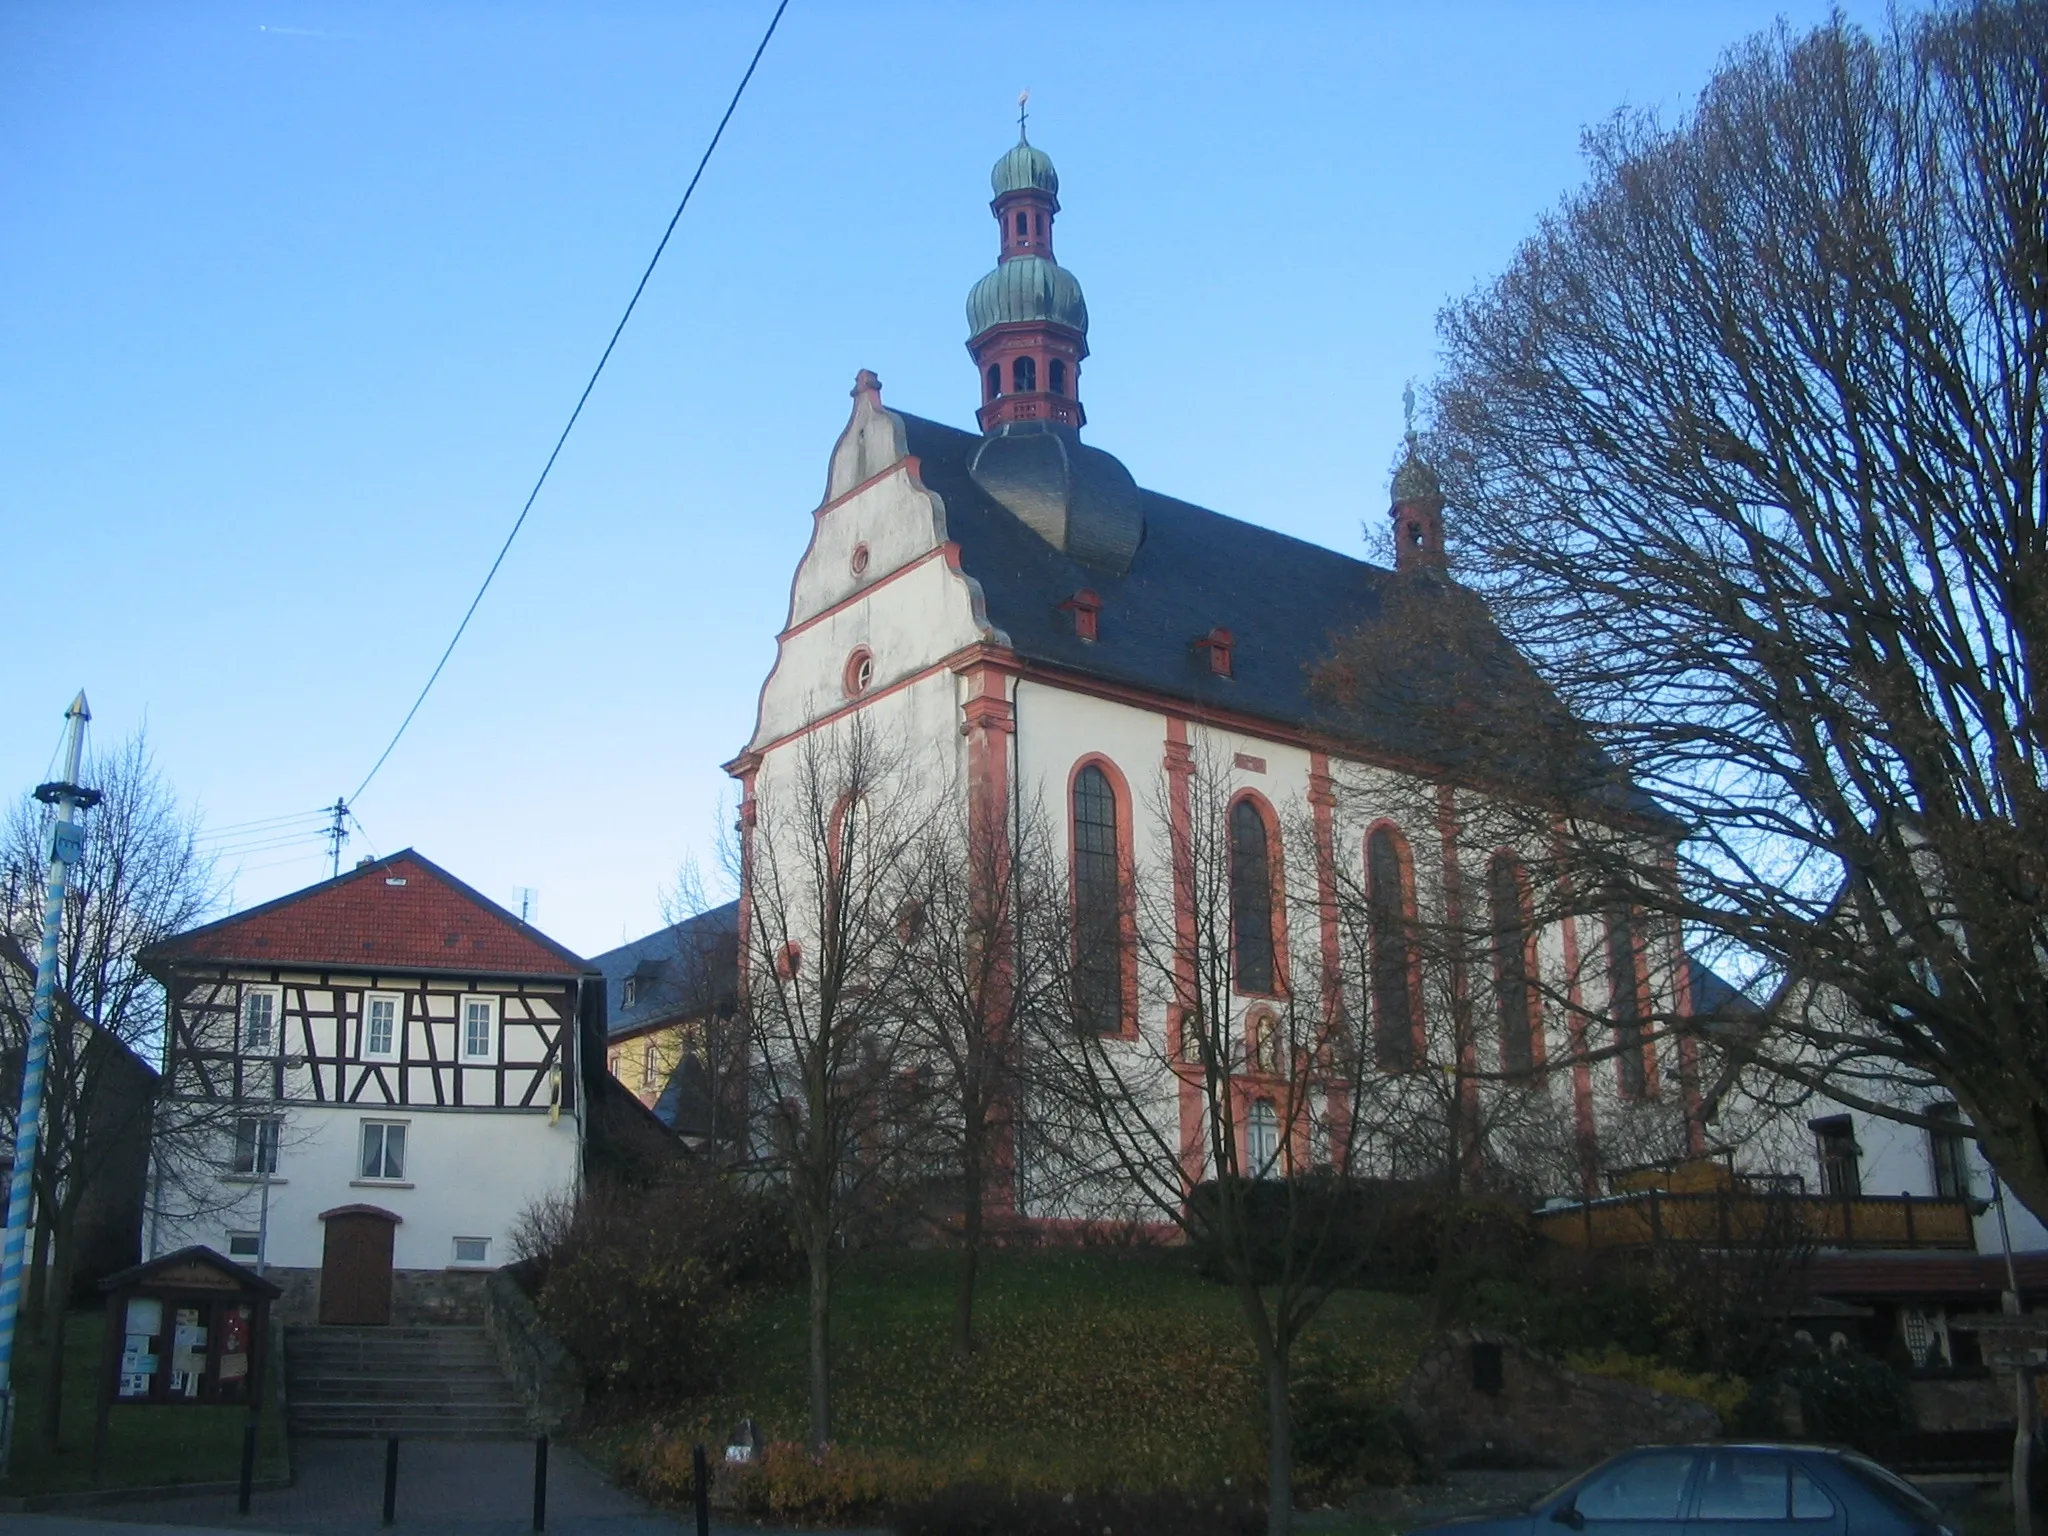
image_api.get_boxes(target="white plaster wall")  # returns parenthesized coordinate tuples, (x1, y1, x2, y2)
(167, 1103, 580, 1272)
(789, 465, 948, 629)
(1808, 1103, 2048, 1254)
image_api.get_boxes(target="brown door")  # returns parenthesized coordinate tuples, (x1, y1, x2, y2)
(317, 1206, 398, 1325)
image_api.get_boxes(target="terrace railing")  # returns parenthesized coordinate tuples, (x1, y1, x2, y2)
(1534, 1188, 1975, 1252)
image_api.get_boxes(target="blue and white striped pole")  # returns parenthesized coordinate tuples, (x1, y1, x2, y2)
(0, 693, 94, 1474)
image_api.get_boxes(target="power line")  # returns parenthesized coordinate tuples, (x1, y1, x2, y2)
(348, 0, 791, 808)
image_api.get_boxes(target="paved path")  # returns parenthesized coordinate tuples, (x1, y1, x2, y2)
(0, 1439, 868, 1536)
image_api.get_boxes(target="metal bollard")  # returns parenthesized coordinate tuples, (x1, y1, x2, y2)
(382, 1435, 399, 1525)
(532, 1434, 549, 1531)
(237, 1420, 258, 1514)
(692, 1443, 710, 1536)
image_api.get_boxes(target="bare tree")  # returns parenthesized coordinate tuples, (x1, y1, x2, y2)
(731, 716, 925, 1450)
(891, 793, 1070, 1356)
(0, 732, 217, 1447)
(1380, 1, 2048, 1217)
(1026, 741, 1439, 1536)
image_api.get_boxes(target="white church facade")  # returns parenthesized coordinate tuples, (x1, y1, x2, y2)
(726, 128, 1705, 1214)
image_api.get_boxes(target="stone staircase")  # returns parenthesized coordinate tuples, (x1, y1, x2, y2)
(285, 1325, 532, 1438)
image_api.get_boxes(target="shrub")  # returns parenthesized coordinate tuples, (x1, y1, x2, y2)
(526, 1176, 797, 1400)
(621, 1434, 939, 1525)
(891, 1485, 1265, 1536)
(1290, 1349, 1421, 1495)
(1562, 1345, 1748, 1424)
(1764, 1347, 1912, 1447)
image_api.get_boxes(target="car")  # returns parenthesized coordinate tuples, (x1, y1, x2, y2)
(1401, 1443, 1959, 1536)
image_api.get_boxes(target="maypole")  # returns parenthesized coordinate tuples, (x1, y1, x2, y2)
(0, 693, 99, 1471)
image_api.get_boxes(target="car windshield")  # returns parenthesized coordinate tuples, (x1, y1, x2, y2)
(1837, 1453, 1942, 1518)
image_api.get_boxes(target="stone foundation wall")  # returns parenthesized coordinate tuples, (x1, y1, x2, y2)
(484, 1267, 584, 1432)
(264, 1265, 489, 1326)
(1911, 1375, 2013, 1433)
(1400, 1329, 1721, 1471)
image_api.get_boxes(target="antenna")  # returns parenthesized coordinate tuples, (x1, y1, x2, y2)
(514, 887, 539, 925)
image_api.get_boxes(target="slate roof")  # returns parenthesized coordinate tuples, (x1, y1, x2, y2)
(142, 850, 591, 979)
(588, 901, 739, 1042)
(899, 413, 1632, 801)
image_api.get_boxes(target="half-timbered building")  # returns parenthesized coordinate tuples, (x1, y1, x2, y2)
(141, 850, 601, 1324)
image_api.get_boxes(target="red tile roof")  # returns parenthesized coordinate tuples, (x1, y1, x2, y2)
(144, 850, 590, 979)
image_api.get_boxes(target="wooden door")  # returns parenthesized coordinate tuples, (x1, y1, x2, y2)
(318, 1208, 397, 1325)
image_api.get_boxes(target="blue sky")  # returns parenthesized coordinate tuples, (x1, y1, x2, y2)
(2, 0, 1888, 957)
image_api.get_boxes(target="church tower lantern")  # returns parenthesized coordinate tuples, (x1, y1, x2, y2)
(1389, 387, 1447, 573)
(967, 97, 1089, 432)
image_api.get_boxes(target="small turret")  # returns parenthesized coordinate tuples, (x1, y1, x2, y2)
(1390, 385, 1446, 573)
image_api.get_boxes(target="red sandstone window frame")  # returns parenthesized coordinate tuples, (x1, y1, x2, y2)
(1365, 820, 1426, 1072)
(1067, 754, 1138, 1039)
(843, 647, 875, 699)
(1487, 849, 1543, 1082)
(1227, 789, 1289, 999)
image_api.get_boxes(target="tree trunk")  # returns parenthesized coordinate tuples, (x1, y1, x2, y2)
(806, 1223, 832, 1451)
(24, 1203, 53, 1344)
(955, 1138, 983, 1357)
(38, 1234, 76, 1453)
(1240, 1294, 1294, 1536)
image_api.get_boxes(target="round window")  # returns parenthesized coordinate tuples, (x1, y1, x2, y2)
(844, 648, 875, 698)
(850, 542, 870, 576)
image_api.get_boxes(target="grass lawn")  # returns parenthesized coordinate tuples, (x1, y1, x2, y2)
(0, 1309, 288, 1500)
(589, 1246, 1428, 1501)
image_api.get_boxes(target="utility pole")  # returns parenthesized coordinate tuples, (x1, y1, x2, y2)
(324, 798, 350, 878)
(0, 693, 99, 1473)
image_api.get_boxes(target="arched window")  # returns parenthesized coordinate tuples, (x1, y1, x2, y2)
(1367, 825, 1419, 1070)
(1015, 210, 1028, 237)
(1489, 852, 1537, 1079)
(1034, 212, 1044, 236)
(1605, 901, 1648, 1096)
(1049, 358, 1067, 396)
(1013, 356, 1037, 393)
(1246, 1099, 1280, 1177)
(641, 1042, 658, 1090)
(1072, 764, 1124, 1032)
(987, 363, 1001, 399)
(1230, 799, 1277, 993)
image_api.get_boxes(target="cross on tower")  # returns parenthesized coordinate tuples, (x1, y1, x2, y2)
(1017, 88, 1030, 141)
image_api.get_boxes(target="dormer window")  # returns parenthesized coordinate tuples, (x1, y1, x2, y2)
(1059, 588, 1102, 642)
(622, 977, 638, 1010)
(1194, 627, 1234, 677)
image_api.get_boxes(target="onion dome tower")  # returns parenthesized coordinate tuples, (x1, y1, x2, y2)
(965, 101, 1144, 575)
(1389, 385, 1447, 573)
(967, 112, 1088, 430)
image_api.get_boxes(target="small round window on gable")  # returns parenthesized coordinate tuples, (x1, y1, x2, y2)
(845, 647, 875, 698)
(850, 542, 870, 576)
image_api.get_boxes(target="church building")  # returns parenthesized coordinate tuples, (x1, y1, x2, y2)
(727, 125, 1704, 1212)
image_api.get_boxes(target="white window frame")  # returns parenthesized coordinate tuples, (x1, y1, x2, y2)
(621, 977, 637, 1010)
(230, 1114, 281, 1177)
(226, 1231, 261, 1259)
(241, 986, 281, 1055)
(459, 994, 498, 1063)
(362, 992, 402, 1062)
(357, 1118, 409, 1183)
(451, 1236, 490, 1267)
